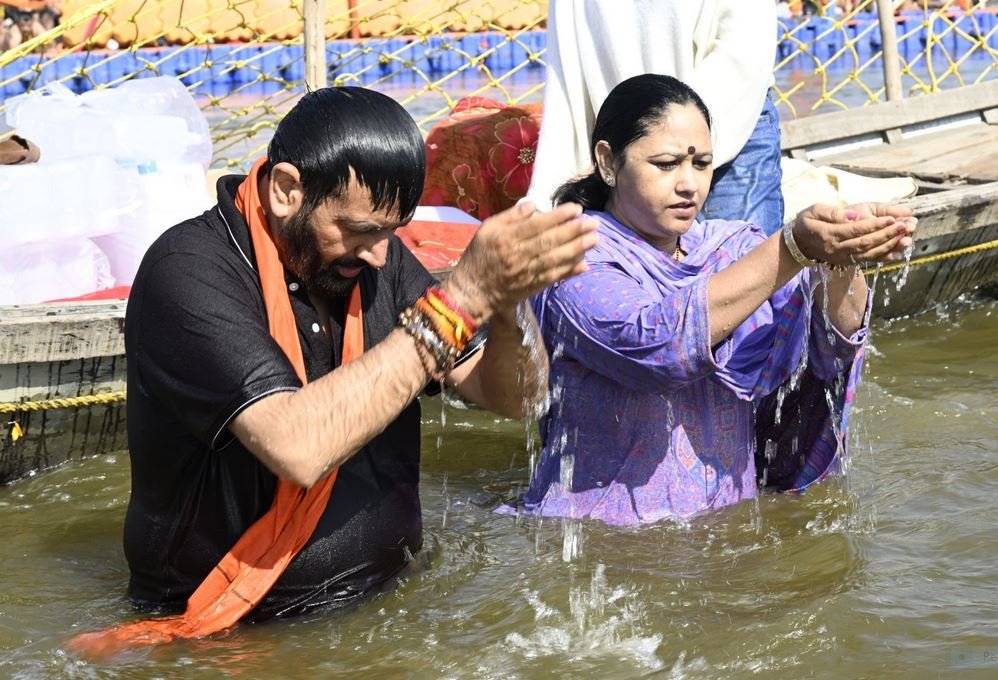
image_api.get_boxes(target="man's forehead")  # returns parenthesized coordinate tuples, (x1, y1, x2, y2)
(318, 182, 406, 227)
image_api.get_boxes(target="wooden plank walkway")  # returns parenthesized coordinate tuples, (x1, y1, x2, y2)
(780, 79, 998, 318)
(813, 123, 998, 185)
(781, 79, 998, 184)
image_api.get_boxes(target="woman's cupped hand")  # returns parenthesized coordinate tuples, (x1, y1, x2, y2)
(792, 202, 917, 267)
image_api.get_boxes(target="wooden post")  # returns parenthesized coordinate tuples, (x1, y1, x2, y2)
(303, 0, 328, 91)
(348, 0, 361, 40)
(876, 0, 904, 102)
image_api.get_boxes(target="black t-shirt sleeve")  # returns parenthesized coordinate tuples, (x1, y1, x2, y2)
(392, 235, 438, 311)
(128, 248, 302, 449)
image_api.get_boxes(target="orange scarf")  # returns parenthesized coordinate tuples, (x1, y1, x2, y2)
(69, 158, 361, 657)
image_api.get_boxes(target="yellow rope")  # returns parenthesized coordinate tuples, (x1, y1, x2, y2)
(1, 241, 995, 417)
(868, 237, 998, 275)
(0, 391, 127, 414)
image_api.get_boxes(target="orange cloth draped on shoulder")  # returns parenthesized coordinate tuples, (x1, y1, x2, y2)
(68, 158, 362, 658)
(420, 96, 542, 221)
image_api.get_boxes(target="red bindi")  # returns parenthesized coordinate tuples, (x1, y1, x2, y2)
(687, 146, 696, 155)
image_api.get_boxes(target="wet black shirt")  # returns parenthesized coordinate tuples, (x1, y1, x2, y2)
(123, 175, 436, 618)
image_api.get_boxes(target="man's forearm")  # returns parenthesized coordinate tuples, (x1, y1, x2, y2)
(457, 304, 548, 419)
(230, 328, 431, 488)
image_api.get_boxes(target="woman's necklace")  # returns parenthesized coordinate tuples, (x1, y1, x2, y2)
(673, 238, 683, 261)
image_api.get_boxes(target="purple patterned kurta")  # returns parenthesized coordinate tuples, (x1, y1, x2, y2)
(514, 212, 866, 526)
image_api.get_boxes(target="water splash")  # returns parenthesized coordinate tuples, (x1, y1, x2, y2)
(559, 452, 582, 562)
(516, 300, 550, 420)
(894, 243, 915, 291)
(503, 564, 665, 671)
(440, 472, 449, 530)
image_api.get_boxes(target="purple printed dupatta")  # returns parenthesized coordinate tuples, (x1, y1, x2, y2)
(531, 211, 867, 495)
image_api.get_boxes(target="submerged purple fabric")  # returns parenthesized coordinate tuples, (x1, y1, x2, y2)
(512, 212, 866, 526)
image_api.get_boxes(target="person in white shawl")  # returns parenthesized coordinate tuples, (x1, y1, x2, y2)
(527, 0, 785, 234)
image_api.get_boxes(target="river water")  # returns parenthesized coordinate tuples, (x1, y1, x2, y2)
(1, 291, 996, 678)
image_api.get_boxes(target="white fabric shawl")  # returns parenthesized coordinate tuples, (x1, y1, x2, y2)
(526, 0, 777, 210)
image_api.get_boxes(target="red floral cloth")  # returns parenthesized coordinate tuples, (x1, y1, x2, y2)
(396, 220, 476, 274)
(420, 96, 541, 220)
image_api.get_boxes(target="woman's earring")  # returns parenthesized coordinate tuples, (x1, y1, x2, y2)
(604, 175, 614, 187)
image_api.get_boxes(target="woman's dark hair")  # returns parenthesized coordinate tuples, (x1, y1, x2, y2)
(267, 86, 425, 221)
(552, 74, 712, 211)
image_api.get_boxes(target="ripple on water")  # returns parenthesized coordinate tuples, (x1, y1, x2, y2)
(1, 297, 997, 677)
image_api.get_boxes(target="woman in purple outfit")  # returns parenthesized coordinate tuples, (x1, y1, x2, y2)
(516, 74, 916, 525)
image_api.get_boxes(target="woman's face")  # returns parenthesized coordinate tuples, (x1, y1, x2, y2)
(600, 103, 713, 250)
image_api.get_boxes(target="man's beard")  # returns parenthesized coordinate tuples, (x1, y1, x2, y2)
(281, 208, 367, 299)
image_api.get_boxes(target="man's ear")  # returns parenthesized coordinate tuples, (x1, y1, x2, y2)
(268, 162, 303, 220)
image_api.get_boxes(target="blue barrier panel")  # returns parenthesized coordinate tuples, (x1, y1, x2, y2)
(1, 57, 27, 97)
(479, 33, 503, 71)
(969, 12, 998, 47)
(438, 34, 462, 72)
(930, 13, 952, 54)
(155, 47, 183, 79)
(206, 44, 235, 88)
(868, 16, 883, 55)
(179, 47, 204, 81)
(492, 34, 514, 72)
(776, 19, 793, 61)
(949, 11, 979, 57)
(328, 41, 361, 84)
(984, 11, 998, 50)
(226, 44, 261, 84)
(506, 33, 528, 72)
(784, 18, 813, 63)
(810, 17, 844, 58)
(285, 44, 304, 82)
(417, 35, 441, 73)
(134, 47, 160, 78)
(79, 55, 109, 90)
(460, 33, 490, 71)
(896, 13, 925, 57)
(381, 37, 406, 76)
(54, 52, 84, 91)
(358, 37, 381, 72)
(115, 51, 145, 83)
(525, 30, 545, 68)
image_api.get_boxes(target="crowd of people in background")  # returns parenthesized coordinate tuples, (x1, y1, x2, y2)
(0, 0, 60, 51)
(776, 0, 982, 19)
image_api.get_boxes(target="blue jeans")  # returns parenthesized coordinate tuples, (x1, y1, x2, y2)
(700, 96, 784, 235)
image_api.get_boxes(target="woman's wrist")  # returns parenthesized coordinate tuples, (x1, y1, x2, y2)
(782, 217, 820, 269)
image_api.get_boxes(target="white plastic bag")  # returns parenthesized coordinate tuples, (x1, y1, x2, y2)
(94, 161, 211, 285)
(0, 156, 128, 248)
(0, 239, 114, 306)
(1, 76, 213, 290)
(5, 77, 211, 167)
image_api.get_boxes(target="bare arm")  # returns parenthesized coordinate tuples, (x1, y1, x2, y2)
(230, 329, 436, 488)
(706, 203, 914, 345)
(447, 304, 546, 419)
(230, 201, 596, 487)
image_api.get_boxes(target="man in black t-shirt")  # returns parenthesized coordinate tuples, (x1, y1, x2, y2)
(123, 87, 597, 620)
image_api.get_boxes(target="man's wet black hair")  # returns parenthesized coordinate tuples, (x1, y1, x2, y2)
(267, 86, 425, 220)
(553, 74, 713, 211)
